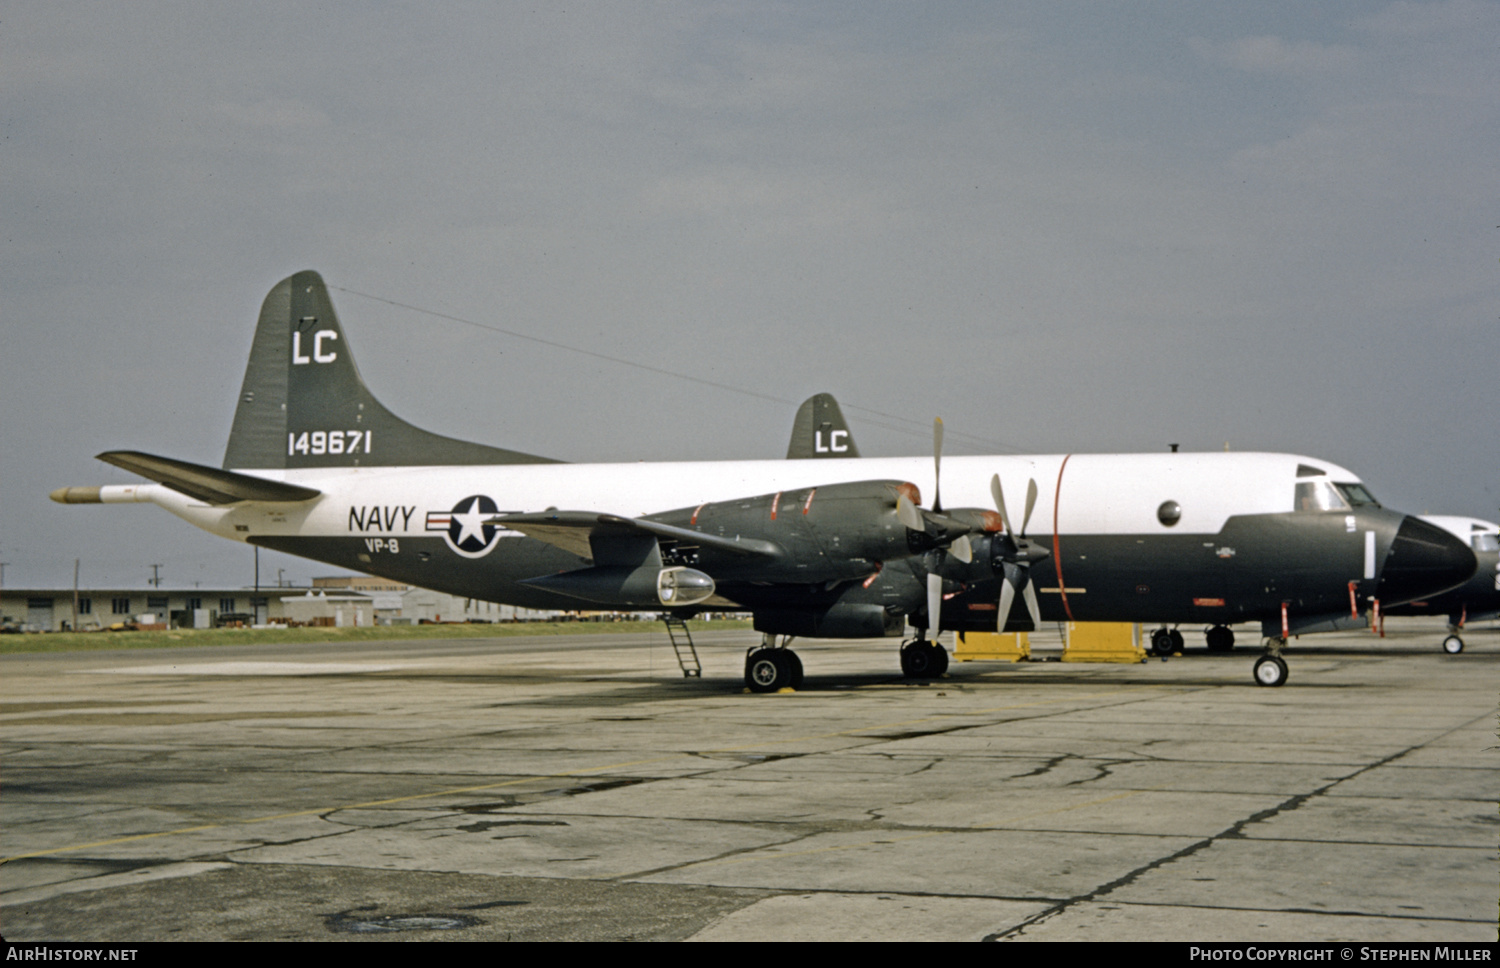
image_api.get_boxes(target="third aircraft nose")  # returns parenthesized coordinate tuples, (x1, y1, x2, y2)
(1379, 515, 1478, 606)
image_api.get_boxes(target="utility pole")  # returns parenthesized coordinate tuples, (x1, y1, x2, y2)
(73, 559, 80, 632)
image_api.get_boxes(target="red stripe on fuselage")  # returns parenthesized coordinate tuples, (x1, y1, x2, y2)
(1052, 454, 1074, 623)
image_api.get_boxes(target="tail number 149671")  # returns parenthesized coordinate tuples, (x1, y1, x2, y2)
(289, 430, 371, 456)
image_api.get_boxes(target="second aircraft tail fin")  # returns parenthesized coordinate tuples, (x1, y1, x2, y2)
(786, 392, 860, 459)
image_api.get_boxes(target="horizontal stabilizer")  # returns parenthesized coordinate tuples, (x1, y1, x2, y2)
(96, 451, 322, 505)
(494, 510, 781, 562)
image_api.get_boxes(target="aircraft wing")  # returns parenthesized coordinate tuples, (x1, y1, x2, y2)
(96, 451, 322, 504)
(493, 511, 781, 561)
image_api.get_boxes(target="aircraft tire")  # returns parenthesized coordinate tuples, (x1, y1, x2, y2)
(784, 649, 805, 689)
(929, 644, 949, 677)
(1253, 655, 1289, 687)
(900, 641, 940, 679)
(1442, 634, 1465, 655)
(746, 649, 796, 693)
(1150, 628, 1175, 656)
(1205, 625, 1235, 652)
(1167, 629, 1184, 652)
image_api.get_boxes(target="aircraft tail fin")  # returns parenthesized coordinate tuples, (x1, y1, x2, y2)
(224, 271, 559, 470)
(786, 392, 860, 459)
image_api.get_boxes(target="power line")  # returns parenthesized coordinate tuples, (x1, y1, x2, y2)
(332, 285, 1024, 453)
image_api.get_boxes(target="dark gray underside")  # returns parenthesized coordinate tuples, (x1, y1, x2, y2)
(252, 510, 1427, 631)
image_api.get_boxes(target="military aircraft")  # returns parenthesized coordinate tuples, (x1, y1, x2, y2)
(51, 271, 1476, 690)
(1381, 516, 1499, 653)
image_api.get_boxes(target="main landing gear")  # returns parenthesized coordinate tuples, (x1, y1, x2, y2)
(1150, 627, 1185, 656)
(1152, 625, 1235, 655)
(1205, 625, 1235, 652)
(1253, 637, 1289, 687)
(1441, 633, 1465, 654)
(744, 635, 804, 693)
(900, 638, 948, 679)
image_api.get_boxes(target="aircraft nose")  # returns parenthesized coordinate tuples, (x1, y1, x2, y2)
(1378, 515, 1477, 606)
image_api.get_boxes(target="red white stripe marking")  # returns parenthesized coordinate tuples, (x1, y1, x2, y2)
(1052, 454, 1075, 623)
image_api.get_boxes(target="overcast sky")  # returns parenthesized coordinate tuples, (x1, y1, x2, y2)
(3, 2, 1497, 590)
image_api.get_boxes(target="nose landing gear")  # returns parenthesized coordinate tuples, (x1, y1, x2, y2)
(1254, 638, 1289, 687)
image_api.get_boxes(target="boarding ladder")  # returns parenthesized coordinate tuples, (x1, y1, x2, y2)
(661, 614, 702, 678)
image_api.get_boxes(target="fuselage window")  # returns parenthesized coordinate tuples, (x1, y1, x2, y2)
(1294, 480, 1347, 512)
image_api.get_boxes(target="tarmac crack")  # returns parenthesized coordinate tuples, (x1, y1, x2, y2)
(985, 707, 1497, 941)
(1009, 754, 1071, 780)
(610, 826, 822, 881)
(1054, 898, 1495, 926)
(1062, 758, 1130, 787)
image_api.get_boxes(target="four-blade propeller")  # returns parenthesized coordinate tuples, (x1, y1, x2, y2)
(989, 473, 1046, 633)
(918, 418, 972, 630)
(898, 418, 1051, 638)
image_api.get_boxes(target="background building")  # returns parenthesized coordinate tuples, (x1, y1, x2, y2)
(3, 576, 561, 631)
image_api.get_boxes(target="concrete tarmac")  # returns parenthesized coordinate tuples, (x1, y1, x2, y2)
(2, 620, 1495, 942)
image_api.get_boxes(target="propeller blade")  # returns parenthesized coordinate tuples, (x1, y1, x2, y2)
(932, 418, 945, 514)
(950, 534, 973, 564)
(927, 571, 943, 636)
(990, 474, 1014, 536)
(1022, 572, 1042, 628)
(1022, 478, 1038, 536)
(896, 493, 924, 531)
(998, 560, 1042, 632)
(996, 567, 1016, 632)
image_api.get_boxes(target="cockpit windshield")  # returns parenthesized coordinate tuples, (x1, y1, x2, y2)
(1334, 483, 1380, 508)
(1295, 480, 1347, 512)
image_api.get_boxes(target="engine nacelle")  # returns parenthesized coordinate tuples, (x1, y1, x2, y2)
(649, 480, 925, 584)
(753, 603, 904, 638)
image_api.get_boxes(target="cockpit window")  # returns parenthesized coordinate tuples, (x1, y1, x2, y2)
(1295, 481, 1348, 512)
(1472, 533, 1499, 553)
(1334, 483, 1380, 508)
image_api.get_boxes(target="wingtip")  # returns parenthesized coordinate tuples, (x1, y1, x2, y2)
(50, 486, 102, 504)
